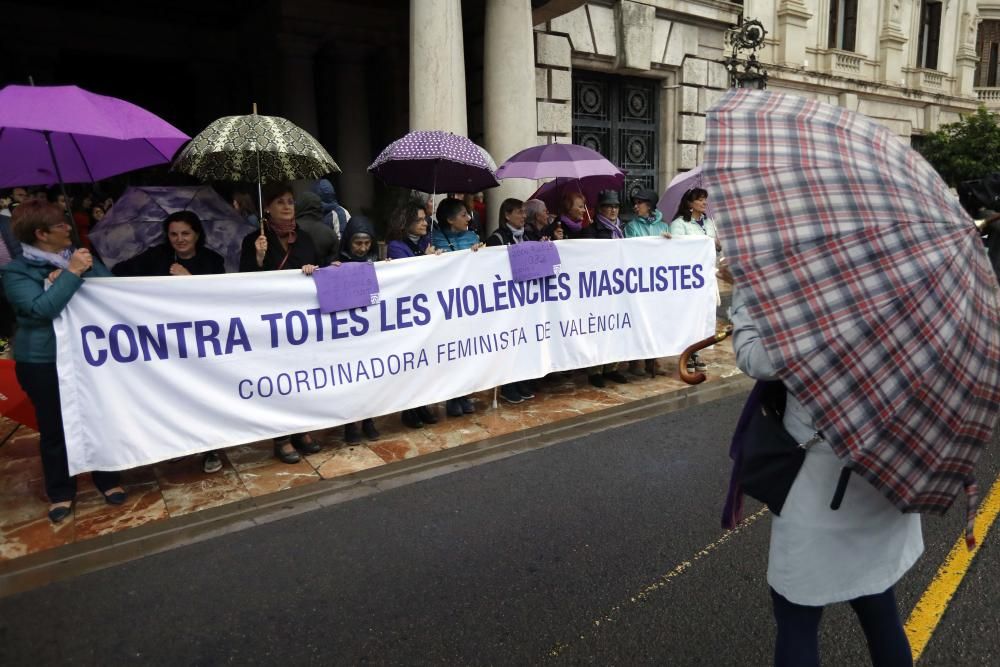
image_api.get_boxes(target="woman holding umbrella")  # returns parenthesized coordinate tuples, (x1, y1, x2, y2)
(239, 182, 323, 464)
(2, 201, 126, 522)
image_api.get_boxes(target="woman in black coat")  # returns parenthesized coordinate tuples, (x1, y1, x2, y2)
(113, 211, 225, 277)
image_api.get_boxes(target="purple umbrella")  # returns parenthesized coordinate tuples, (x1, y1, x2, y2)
(495, 143, 622, 181)
(657, 166, 714, 220)
(528, 174, 625, 212)
(0, 85, 190, 188)
(368, 130, 499, 194)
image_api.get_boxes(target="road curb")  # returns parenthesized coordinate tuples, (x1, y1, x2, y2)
(0, 374, 752, 598)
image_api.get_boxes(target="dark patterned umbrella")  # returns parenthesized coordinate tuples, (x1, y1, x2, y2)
(368, 130, 498, 193)
(172, 112, 339, 183)
(705, 89, 1000, 547)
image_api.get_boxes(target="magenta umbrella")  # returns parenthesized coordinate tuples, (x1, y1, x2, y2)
(0, 85, 190, 188)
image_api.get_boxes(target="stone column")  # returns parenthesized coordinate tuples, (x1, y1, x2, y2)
(409, 0, 468, 135)
(334, 56, 374, 213)
(776, 1, 812, 68)
(279, 40, 320, 138)
(483, 0, 537, 234)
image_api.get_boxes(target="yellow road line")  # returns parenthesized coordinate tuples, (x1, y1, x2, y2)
(905, 474, 1000, 662)
(547, 506, 769, 658)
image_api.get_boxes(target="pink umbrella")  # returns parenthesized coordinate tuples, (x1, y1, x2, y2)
(0, 84, 190, 188)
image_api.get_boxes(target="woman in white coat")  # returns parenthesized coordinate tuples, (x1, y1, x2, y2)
(729, 277, 923, 667)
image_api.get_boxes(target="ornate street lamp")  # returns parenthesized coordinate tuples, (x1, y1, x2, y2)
(725, 18, 769, 90)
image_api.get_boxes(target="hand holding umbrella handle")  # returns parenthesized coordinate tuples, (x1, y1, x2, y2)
(679, 325, 733, 385)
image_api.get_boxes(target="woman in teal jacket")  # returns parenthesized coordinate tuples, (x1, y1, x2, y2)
(1, 201, 125, 523)
(624, 189, 670, 238)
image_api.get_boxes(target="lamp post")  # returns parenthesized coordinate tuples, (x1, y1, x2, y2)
(725, 18, 769, 90)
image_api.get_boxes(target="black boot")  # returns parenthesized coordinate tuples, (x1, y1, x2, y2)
(362, 418, 380, 441)
(417, 405, 439, 424)
(344, 422, 362, 445)
(401, 409, 424, 429)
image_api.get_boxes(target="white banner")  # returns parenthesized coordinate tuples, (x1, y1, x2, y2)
(55, 237, 718, 475)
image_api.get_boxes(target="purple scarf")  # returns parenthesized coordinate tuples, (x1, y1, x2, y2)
(559, 214, 583, 233)
(596, 214, 623, 239)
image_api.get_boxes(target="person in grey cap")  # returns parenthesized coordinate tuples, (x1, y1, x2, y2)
(623, 189, 671, 378)
(582, 190, 630, 388)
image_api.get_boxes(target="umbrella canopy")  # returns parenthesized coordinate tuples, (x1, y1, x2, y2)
(89, 185, 257, 273)
(368, 130, 499, 193)
(704, 89, 1000, 536)
(495, 143, 622, 182)
(528, 174, 625, 212)
(172, 113, 339, 183)
(0, 84, 190, 188)
(657, 166, 714, 220)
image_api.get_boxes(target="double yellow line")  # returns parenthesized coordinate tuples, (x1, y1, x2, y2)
(905, 474, 1000, 661)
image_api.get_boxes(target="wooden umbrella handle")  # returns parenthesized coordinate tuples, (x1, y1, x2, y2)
(679, 325, 733, 385)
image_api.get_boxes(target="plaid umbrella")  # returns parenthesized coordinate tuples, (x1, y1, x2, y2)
(367, 130, 498, 194)
(172, 112, 339, 183)
(705, 89, 1000, 547)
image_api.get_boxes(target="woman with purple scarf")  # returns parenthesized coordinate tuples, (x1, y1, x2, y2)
(558, 191, 588, 239)
(581, 190, 630, 388)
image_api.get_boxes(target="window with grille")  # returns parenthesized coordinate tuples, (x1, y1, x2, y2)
(917, 1, 943, 70)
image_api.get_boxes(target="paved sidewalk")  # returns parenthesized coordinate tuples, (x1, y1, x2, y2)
(0, 339, 740, 566)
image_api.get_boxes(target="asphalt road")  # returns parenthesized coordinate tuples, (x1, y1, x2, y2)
(1, 392, 997, 665)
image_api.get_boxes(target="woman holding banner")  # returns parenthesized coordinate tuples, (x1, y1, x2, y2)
(1, 201, 126, 523)
(386, 202, 442, 429)
(239, 183, 324, 464)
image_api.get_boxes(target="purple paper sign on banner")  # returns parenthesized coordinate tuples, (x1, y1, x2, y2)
(508, 241, 562, 282)
(313, 262, 380, 313)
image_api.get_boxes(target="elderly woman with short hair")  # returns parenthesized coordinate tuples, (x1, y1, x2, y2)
(2, 201, 126, 523)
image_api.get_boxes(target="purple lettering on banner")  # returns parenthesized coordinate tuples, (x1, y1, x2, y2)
(508, 241, 562, 282)
(313, 263, 380, 314)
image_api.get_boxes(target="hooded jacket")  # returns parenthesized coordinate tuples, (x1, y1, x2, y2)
(312, 179, 350, 234)
(295, 191, 337, 263)
(337, 216, 379, 263)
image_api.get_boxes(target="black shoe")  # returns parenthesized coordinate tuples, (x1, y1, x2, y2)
(362, 419, 380, 441)
(500, 385, 523, 404)
(48, 502, 73, 523)
(446, 399, 464, 417)
(401, 409, 424, 429)
(103, 489, 127, 505)
(274, 441, 301, 464)
(604, 370, 629, 384)
(460, 397, 475, 414)
(291, 433, 321, 454)
(344, 423, 362, 444)
(588, 374, 606, 388)
(416, 405, 439, 424)
(515, 382, 535, 400)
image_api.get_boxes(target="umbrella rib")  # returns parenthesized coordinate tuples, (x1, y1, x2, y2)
(67, 133, 97, 183)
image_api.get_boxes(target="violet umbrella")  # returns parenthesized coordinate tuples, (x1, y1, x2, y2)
(368, 130, 499, 194)
(528, 174, 625, 212)
(0, 85, 190, 188)
(657, 166, 714, 221)
(496, 144, 624, 222)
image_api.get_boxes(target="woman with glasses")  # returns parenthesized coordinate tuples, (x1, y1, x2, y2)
(1, 202, 126, 523)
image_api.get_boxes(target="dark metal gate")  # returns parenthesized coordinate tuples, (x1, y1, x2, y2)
(572, 72, 658, 202)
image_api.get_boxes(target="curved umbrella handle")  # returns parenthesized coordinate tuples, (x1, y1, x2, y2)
(679, 325, 733, 385)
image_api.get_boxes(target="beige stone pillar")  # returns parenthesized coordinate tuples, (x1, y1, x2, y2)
(335, 57, 374, 213)
(409, 0, 468, 135)
(279, 41, 320, 138)
(776, 1, 812, 68)
(483, 0, 538, 235)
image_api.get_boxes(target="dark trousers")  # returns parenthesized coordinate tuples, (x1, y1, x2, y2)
(15, 361, 120, 503)
(771, 587, 912, 667)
